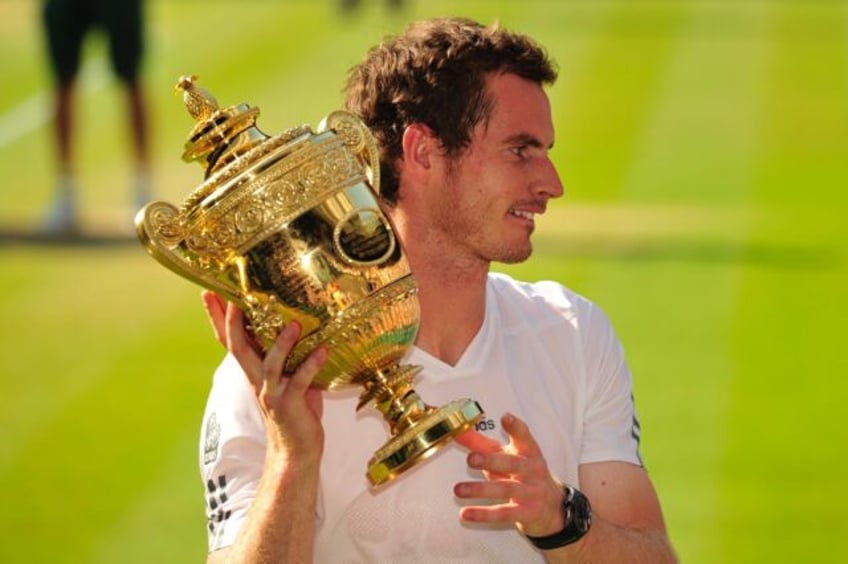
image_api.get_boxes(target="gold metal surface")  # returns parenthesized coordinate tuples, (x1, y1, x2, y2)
(136, 76, 482, 486)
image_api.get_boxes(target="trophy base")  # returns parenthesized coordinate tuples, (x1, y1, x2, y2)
(366, 398, 484, 486)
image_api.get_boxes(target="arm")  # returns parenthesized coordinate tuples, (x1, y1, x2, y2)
(453, 414, 676, 563)
(557, 460, 675, 563)
(202, 292, 328, 564)
(207, 458, 319, 564)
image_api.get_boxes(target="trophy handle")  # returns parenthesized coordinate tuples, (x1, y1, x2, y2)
(319, 111, 381, 195)
(135, 201, 246, 307)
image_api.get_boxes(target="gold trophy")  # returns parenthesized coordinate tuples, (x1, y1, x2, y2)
(135, 76, 483, 486)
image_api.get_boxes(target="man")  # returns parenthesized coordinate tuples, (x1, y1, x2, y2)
(199, 17, 676, 563)
(41, 0, 151, 233)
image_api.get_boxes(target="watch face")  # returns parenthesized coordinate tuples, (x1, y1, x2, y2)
(569, 488, 592, 533)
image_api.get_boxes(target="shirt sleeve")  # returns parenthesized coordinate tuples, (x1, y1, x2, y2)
(578, 302, 643, 467)
(198, 354, 267, 552)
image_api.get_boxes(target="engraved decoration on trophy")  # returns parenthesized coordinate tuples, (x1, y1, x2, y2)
(135, 76, 483, 486)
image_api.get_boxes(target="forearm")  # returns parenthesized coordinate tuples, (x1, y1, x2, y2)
(540, 515, 676, 564)
(225, 457, 320, 564)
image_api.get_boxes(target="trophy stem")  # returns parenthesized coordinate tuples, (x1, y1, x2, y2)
(361, 365, 484, 486)
(360, 365, 430, 435)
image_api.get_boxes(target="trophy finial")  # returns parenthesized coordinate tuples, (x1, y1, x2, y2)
(175, 74, 270, 175)
(175, 75, 219, 122)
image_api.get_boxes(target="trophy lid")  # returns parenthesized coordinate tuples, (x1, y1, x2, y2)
(175, 75, 271, 177)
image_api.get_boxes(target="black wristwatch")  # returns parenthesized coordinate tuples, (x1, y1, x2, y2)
(525, 484, 592, 550)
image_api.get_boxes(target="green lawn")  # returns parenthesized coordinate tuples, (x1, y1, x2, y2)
(1, 1, 846, 562)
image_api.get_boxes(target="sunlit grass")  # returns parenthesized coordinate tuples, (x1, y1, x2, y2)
(1, 1, 846, 562)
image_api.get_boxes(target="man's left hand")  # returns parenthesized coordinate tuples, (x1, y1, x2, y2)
(453, 412, 566, 537)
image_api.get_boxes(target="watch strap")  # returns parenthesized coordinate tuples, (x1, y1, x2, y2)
(525, 484, 592, 550)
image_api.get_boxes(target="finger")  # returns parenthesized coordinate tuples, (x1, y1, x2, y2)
(286, 345, 328, 395)
(454, 478, 524, 501)
(501, 412, 543, 457)
(225, 301, 249, 353)
(224, 301, 264, 386)
(200, 291, 227, 347)
(458, 501, 521, 525)
(467, 451, 529, 477)
(262, 321, 303, 395)
(459, 501, 548, 527)
(454, 427, 503, 454)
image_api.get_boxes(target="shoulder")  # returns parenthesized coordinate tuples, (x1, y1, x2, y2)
(200, 354, 265, 472)
(210, 354, 256, 402)
(488, 272, 600, 329)
(487, 272, 621, 352)
(204, 354, 263, 434)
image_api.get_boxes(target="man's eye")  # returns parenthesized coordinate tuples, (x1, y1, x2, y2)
(511, 146, 527, 158)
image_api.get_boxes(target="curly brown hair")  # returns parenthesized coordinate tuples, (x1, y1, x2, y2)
(344, 17, 557, 205)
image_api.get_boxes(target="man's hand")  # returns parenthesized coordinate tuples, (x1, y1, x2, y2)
(201, 291, 327, 465)
(452, 412, 566, 537)
(454, 411, 676, 562)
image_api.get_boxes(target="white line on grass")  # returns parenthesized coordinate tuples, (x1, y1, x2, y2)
(0, 56, 110, 150)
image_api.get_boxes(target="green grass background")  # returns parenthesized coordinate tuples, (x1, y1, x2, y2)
(1, 0, 846, 562)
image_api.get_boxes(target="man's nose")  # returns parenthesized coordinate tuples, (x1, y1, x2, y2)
(533, 157, 565, 200)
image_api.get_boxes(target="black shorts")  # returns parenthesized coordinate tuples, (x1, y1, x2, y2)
(42, 0, 144, 85)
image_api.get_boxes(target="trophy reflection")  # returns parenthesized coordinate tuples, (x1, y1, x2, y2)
(135, 76, 482, 486)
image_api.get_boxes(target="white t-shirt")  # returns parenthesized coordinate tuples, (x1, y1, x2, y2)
(199, 272, 643, 562)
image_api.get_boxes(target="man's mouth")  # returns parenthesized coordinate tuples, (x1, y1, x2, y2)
(508, 209, 536, 221)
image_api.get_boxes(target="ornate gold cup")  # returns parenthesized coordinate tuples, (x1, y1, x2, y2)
(135, 76, 483, 486)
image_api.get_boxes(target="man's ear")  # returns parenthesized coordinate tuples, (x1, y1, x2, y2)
(401, 123, 436, 173)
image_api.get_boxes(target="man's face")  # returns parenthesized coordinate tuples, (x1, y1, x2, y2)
(429, 73, 564, 265)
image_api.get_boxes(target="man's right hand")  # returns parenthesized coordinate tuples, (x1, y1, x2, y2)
(201, 291, 327, 465)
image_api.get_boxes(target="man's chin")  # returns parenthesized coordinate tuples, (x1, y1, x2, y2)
(492, 245, 533, 265)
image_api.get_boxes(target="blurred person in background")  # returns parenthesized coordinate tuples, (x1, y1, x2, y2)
(199, 17, 676, 563)
(340, 0, 405, 14)
(41, 0, 151, 234)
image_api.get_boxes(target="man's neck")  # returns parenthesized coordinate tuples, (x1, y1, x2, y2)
(406, 248, 489, 367)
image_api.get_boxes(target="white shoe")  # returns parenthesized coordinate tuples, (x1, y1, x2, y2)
(131, 173, 152, 230)
(42, 194, 78, 235)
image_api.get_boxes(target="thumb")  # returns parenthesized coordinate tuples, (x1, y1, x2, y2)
(200, 290, 227, 347)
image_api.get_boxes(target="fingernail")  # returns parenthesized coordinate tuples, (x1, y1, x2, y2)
(283, 321, 300, 337)
(315, 346, 328, 362)
(468, 453, 483, 467)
